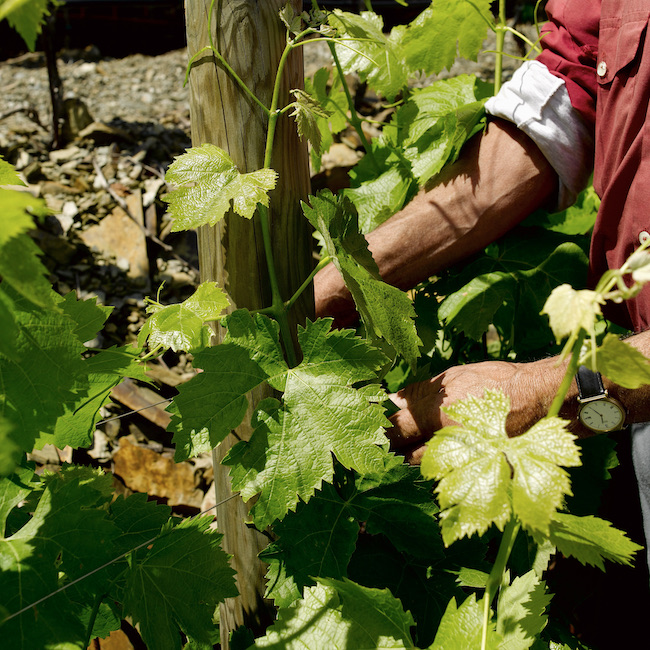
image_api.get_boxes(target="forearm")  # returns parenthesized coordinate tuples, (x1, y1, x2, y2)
(363, 118, 558, 289)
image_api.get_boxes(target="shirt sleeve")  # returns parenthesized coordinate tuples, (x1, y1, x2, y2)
(485, 61, 594, 209)
(485, 0, 599, 209)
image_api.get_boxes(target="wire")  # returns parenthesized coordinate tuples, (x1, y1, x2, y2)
(96, 398, 173, 426)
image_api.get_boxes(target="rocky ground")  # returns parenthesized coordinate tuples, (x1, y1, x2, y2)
(0, 27, 531, 517)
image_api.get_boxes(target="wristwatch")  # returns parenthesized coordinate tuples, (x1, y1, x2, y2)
(575, 366, 626, 433)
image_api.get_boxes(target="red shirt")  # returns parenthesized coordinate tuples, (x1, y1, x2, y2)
(538, 0, 650, 330)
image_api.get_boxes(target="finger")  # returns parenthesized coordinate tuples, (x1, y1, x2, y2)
(403, 443, 427, 466)
(386, 408, 429, 448)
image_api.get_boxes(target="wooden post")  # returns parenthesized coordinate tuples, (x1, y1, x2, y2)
(184, 1, 312, 646)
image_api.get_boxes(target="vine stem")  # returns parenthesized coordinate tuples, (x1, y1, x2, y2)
(285, 256, 332, 312)
(494, 0, 507, 94)
(254, 33, 309, 368)
(83, 592, 106, 649)
(481, 517, 521, 649)
(547, 330, 587, 418)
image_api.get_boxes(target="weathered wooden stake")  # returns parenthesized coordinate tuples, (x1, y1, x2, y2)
(184, 1, 312, 646)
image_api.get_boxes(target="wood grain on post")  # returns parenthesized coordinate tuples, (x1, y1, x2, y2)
(184, 0, 313, 645)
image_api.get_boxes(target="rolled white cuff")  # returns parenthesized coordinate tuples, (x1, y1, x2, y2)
(485, 60, 594, 209)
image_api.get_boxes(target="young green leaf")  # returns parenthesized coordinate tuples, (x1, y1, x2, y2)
(496, 571, 551, 649)
(541, 284, 601, 344)
(430, 594, 501, 649)
(1, 0, 51, 51)
(289, 88, 331, 153)
(303, 190, 421, 369)
(163, 144, 278, 231)
(329, 10, 408, 101)
(533, 512, 643, 570)
(57, 290, 113, 344)
(590, 333, 650, 389)
(224, 318, 391, 528)
(140, 281, 229, 352)
(254, 578, 416, 649)
(421, 390, 580, 544)
(391, 77, 487, 185)
(123, 516, 237, 650)
(278, 3, 301, 36)
(0, 155, 25, 185)
(304, 67, 349, 172)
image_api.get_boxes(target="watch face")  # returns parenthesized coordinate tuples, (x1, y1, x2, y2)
(579, 399, 625, 432)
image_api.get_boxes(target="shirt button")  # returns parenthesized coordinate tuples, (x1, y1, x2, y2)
(639, 231, 650, 244)
(597, 60, 607, 77)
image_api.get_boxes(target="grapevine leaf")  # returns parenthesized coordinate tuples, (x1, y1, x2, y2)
(57, 291, 113, 344)
(0, 156, 24, 185)
(122, 516, 237, 650)
(109, 492, 172, 553)
(496, 571, 551, 649)
(304, 67, 349, 171)
(289, 88, 330, 153)
(263, 459, 441, 609)
(430, 594, 501, 649)
(303, 190, 421, 369)
(329, 10, 408, 101)
(141, 281, 229, 352)
(351, 462, 443, 561)
(348, 533, 464, 648)
(438, 230, 589, 350)
(533, 512, 643, 570)
(278, 3, 301, 35)
(168, 310, 286, 460)
(168, 344, 271, 460)
(0, 233, 57, 310)
(254, 578, 416, 649)
(401, 0, 494, 76)
(392, 78, 487, 185)
(1, 0, 50, 51)
(0, 465, 39, 534)
(541, 284, 601, 343)
(438, 271, 517, 341)
(508, 417, 580, 535)
(224, 318, 390, 528)
(0, 416, 22, 477)
(345, 166, 415, 234)
(163, 144, 278, 231)
(0, 469, 118, 649)
(38, 345, 148, 449)
(262, 481, 359, 607)
(524, 184, 599, 235)
(592, 333, 650, 389)
(421, 390, 579, 544)
(0, 288, 19, 361)
(0, 287, 87, 454)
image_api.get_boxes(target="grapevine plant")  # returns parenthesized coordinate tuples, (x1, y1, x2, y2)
(0, 1, 646, 649)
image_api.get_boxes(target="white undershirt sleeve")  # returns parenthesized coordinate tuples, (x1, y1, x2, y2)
(485, 60, 594, 209)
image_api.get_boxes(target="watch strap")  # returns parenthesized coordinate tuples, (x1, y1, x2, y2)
(576, 365, 605, 401)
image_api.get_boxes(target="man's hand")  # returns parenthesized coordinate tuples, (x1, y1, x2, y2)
(387, 358, 568, 464)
